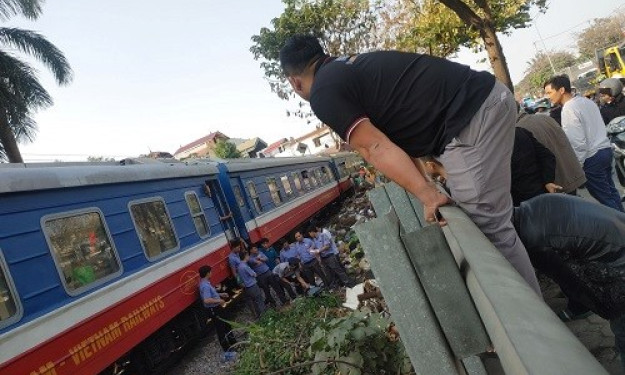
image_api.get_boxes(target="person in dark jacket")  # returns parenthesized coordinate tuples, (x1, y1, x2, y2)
(517, 112, 586, 194)
(511, 127, 561, 206)
(513, 194, 625, 369)
(599, 78, 625, 124)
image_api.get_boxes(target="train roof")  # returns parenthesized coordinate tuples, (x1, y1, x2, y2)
(216, 156, 332, 172)
(0, 158, 219, 194)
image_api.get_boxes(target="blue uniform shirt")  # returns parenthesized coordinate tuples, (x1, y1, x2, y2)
(228, 252, 241, 270)
(237, 262, 257, 288)
(248, 252, 270, 274)
(320, 232, 339, 255)
(199, 279, 220, 308)
(261, 246, 279, 267)
(295, 238, 316, 264)
(312, 234, 333, 258)
(279, 245, 299, 263)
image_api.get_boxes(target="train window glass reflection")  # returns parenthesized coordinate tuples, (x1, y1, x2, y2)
(301, 171, 311, 190)
(267, 177, 283, 205)
(43, 210, 122, 294)
(281, 175, 293, 198)
(338, 162, 348, 178)
(314, 169, 323, 185)
(291, 173, 302, 194)
(130, 199, 180, 260)
(247, 181, 263, 213)
(234, 185, 245, 207)
(0, 251, 20, 327)
(309, 170, 319, 187)
(185, 192, 210, 238)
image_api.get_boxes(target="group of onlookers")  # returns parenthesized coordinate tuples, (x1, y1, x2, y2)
(510, 75, 625, 213)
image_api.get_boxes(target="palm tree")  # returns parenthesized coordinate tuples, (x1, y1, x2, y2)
(0, 0, 72, 162)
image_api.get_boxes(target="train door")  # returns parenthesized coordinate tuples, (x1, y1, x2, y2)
(204, 179, 239, 241)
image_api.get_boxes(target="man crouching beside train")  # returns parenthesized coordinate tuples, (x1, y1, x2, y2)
(422, 157, 625, 369)
(198, 265, 237, 356)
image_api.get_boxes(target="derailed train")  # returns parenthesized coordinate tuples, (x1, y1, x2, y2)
(0, 152, 362, 375)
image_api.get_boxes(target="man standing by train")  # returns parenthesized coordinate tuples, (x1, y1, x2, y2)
(198, 265, 236, 355)
(279, 34, 540, 295)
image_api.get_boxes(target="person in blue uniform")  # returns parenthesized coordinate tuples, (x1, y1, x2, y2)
(198, 265, 236, 352)
(228, 238, 243, 284)
(237, 252, 266, 319)
(307, 226, 353, 288)
(278, 238, 299, 263)
(293, 231, 330, 287)
(248, 243, 288, 306)
(259, 238, 280, 267)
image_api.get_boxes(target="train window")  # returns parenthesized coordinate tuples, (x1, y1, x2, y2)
(185, 192, 210, 238)
(309, 170, 319, 187)
(129, 199, 180, 260)
(320, 167, 331, 183)
(291, 173, 303, 194)
(281, 175, 294, 198)
(267, 177, 283, 205)
(234, 185, 246, 207)
(43, 209, 122, 294)
(338, 162, 348, 178)
(247, 181, 263, 213)
(301, 171, 311, 190)
(0, 250, 21, 328)
(314, 169, 324, 185)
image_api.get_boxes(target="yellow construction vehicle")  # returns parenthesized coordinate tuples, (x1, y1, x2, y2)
(597, 42, 625, 78)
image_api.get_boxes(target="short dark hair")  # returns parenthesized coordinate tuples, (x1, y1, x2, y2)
(544, 75, 571, 93)
(260, 237, 269, 245)
(239, 251, 248, 261)
(276, 238, 288, 249)
(229, 238, 241, 249)
(288, 257, 300, 267)
(199, 265, 211, 278)
(280, 34, 325, 76)
(306, 226, 317, 234)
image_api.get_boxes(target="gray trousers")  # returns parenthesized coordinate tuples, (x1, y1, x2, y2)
(321, 255, 352, 287)
(438, 81, 542, 296)
(245, 284, 266, 319)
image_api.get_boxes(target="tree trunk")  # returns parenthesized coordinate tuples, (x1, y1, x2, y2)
(479, 24, 514, 93)
(0, 115, 24, 163)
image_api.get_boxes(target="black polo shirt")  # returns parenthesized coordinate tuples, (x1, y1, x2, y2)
(309, 51, 495, 157)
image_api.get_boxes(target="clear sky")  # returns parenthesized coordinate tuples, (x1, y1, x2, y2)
(6, 0, 625, 162)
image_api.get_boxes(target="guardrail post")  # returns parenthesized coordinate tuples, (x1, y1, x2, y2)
(355, 204, 457, 374)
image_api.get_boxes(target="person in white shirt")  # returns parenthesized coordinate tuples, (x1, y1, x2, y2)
(544, 75, 623, 212)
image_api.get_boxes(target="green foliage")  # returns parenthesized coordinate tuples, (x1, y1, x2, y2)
(309, 312, 411, 375)
(383, 0, 476, 57)
(214, 140, 242, 159)
(515, 51, 576, 97)
(577, 15, 625, 62)
(0, 0, 72, 162)
(234, 295, 342, 374)
(250, 0, 381, 100)
(233, 295, 411, 375)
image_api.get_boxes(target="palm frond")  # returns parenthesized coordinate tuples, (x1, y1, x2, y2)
(0, 27, 72, 85)
(9, 112, 37, 142)
(0, 49, 53, 115)
(0, 0, 42, 21)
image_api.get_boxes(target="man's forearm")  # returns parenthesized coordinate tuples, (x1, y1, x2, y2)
(357, 137, 438, 204)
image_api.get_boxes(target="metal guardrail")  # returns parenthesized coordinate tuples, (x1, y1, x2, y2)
(355, 183, 608, 375)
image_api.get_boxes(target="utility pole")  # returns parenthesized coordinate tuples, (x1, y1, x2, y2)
(534, 23, 557, 75)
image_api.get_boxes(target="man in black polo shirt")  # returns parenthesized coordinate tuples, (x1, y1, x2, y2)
(279, 35, 541, 295)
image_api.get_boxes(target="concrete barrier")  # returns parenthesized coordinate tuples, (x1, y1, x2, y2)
(355, 183, 608, 375)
